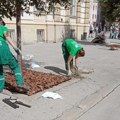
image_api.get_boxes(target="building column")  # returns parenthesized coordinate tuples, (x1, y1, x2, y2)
(46, 23, 48, 43)
(83, 0, 90, 38)
(54, 3, 61, 22)
(53, 3, 61, 42)
(76, 1, 81, 40)
(65, 8, 70, 22)
(54, 24, 56, 43)
(76, 1, 81, 24)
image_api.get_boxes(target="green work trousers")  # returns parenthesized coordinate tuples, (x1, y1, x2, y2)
(0, 55, 23, 91)
(62, 41, 73, 70)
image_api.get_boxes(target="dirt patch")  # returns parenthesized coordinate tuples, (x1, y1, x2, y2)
(71, 68, 94, 79)
(5, 68, 70, 96)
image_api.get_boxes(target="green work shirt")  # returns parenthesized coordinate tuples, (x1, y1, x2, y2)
(0, 24, 12, 64)
(0, 24, 8, 40)
(65, 38, 83, 57)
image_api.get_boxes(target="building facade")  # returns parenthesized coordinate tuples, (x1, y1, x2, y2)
(4, 0, 90, 44)
(89, 0, 98, 24)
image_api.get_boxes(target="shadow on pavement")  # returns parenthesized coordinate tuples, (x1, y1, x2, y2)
(44, 66, 67, 75)
(77, 40, 95, 45)
(78, 40, 108, 47)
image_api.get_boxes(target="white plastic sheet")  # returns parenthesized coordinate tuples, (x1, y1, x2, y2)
(31, 63, 40, 68)
(41, 92, 63, 99)
(22, 54, 40, 68)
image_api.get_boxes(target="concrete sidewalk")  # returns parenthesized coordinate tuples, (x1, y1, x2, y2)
(0, 40, 120, 120)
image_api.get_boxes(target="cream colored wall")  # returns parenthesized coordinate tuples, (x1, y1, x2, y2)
(4, 0, 90, 44)
(21, 24, 46, 44)
(6, 22, 85, 43)
(6, 23, 89, 44)
(47, 25, 54, 42)
(77, 25, 85, 39)
(56, 25, 65, 41)
(7, 22, 47, 44)
(6, 23, 17, 44)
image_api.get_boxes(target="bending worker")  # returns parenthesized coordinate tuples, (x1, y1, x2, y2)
(0, 17, 28, 92)
(62, 38, 85, 76)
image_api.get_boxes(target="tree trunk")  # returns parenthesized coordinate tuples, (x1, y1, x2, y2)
(16, 1, 22, 70)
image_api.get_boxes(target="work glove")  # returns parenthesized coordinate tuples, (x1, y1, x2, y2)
(74, 64, 78, 70)
(14, 47, 22, 55)
(67, 70, 72, 76)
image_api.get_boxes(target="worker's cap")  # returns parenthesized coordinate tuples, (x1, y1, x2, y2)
(0, 16, 5, 26)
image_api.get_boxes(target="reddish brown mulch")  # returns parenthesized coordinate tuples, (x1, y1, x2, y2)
(5, 68, 70, 96)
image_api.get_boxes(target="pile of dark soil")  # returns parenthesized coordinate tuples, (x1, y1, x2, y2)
(5, 68, 70, 96)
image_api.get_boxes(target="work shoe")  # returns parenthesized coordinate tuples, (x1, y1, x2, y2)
(17, 84, 29, 93)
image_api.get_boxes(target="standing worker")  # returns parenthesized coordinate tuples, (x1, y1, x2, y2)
(0, 17, 28, 93)
(62, 38, 85, 76)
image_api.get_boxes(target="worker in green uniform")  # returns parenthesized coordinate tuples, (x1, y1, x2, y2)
(62, 38, 85, 76)
(0, 17, 28, 92)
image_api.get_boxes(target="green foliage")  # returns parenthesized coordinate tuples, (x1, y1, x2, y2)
(0, 0, 70, 19)
(99, 0, 120, 23)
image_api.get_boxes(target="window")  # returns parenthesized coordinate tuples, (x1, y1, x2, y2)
(8, 29, 15, 40)
(70, 0, 76, 16)
(70, 29, 75, 38)
(36, 29, 44, 42)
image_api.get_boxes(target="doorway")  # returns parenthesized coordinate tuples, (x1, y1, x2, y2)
(37, 29, 45, 42)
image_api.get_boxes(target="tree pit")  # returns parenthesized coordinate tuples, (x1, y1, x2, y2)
(5, 68, 70, 96)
